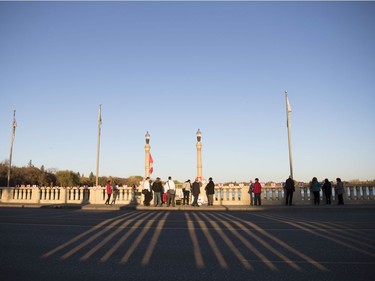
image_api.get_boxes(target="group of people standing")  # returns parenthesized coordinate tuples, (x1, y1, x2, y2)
(248, 178, 263, 206)
(106, 176, 346, 207)
(310, 177, 345, 205)
(247, 176, 345, 206)
(104, 180, 120, 205)
(142, 177, 216, 207)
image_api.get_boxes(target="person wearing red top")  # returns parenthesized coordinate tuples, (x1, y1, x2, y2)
(253, 178, 262, 206)
(104, 180, 112, 205)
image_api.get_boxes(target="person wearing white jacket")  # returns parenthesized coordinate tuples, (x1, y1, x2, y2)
(165, 176, 176, 207)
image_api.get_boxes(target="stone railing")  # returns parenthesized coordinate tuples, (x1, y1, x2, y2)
(0, 184, 374, 206)
(298, 184, 375, 203)
(0, 186, 138, 205)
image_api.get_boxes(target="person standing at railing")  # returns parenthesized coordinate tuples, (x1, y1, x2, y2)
(111, 184, 119, 205)
(253, 178, 262, 206)
(322, 179, 332, 205)
(205, 177, 215, 206)
(165, 176, 176, 207)
(152, 177, 163, 207)
(104, 180, 112, 205)
(142, 177, 153, 206)
(182, 179, 191, 205)
(248, 180, 254, 206)
(191, 178, 201, 207)
(285, 176, 295, 206)
(310, 177, 321, 205)
(335, 178, 345, 205)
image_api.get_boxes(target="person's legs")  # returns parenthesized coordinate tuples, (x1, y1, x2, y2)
(171, 193, 176, 207)
(208, 194, 213, 205)
(289, 192, 293, 205)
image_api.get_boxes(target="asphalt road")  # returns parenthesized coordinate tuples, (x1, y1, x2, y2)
(0, 207, 374, 281)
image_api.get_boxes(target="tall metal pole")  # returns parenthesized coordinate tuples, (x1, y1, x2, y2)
(196, 129, 202, 181)
(95, 105, 102, 187)
(7, 110, 17, 188)
(285, 91, 293, 179)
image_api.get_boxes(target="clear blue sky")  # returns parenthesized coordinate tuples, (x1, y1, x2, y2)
(1, 1, 374, 184)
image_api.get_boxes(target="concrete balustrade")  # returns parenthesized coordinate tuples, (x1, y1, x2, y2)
(1, 184, 374, 206)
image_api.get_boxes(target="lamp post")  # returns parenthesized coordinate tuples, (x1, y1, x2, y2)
(145, 131, 151, 178)
(196, 129, 202, 181)
(95, 105, 102, 187)
(285, 91, 293, 179)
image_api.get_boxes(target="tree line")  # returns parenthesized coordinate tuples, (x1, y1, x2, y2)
(1, 162, 373, 188)
(0, 162, 142, 187)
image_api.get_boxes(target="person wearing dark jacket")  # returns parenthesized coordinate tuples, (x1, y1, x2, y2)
(191, 178, 201, 207)
(335, 178, 345, 205)
(151, 177, 163, 207)
(205, 177, 215, 206)
(322, 179, 332, 205)
(285, 176, 295, 206)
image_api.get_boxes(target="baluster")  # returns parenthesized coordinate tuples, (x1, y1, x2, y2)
(238, 184, 244, 200)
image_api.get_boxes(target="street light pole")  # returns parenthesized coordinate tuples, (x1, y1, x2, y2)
(145, 131, 151, 178)
(196, 129, 202, 181)
(7, 110, 16, 188)
(95, 105, 102, 187)
(285, 91, 294, 179)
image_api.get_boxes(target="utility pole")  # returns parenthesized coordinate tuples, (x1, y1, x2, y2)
(285, 91, 293, 179)
(95, 105, 102, 187)
(7, 110, 17, 188)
